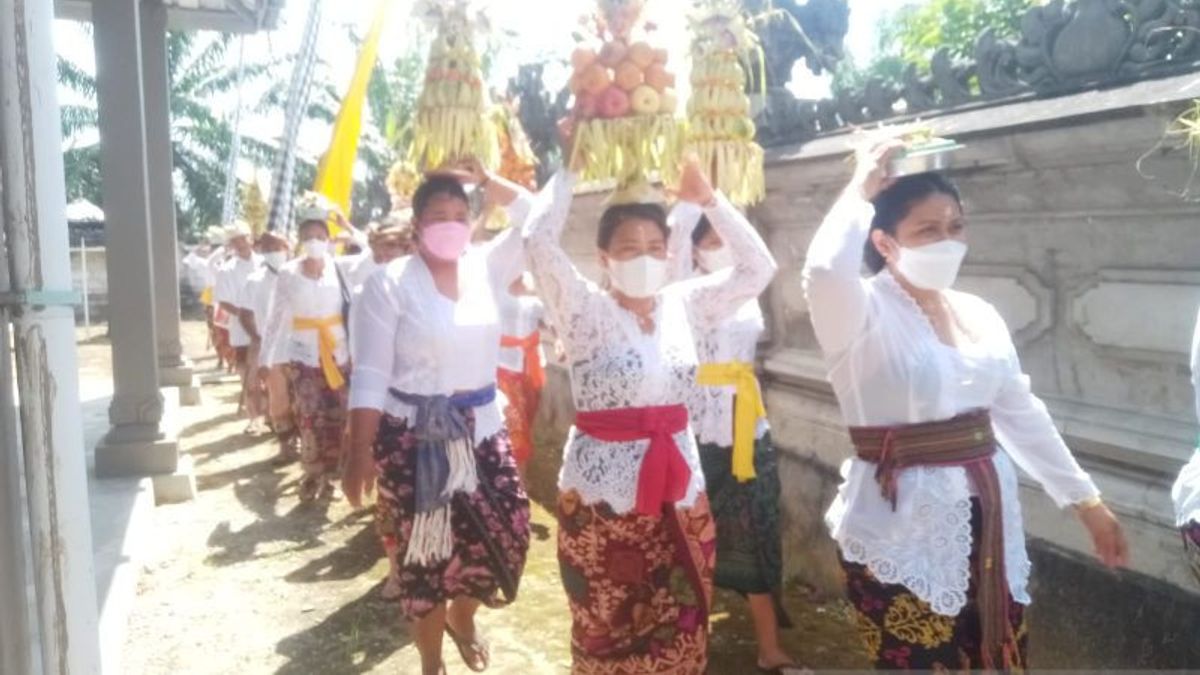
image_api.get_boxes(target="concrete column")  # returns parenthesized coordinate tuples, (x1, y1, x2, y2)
(140, 0, 200, 406)
(93, 0, 189, 501)
(0, 0, 102, 671)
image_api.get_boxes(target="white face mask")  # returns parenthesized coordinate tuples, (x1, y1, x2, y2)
(263, 251, 287, 269)
(697, 246, 735, 273)
(301, 239, 329, 261)
(894, 239, 967, 291)
(607, 255, 668, 299)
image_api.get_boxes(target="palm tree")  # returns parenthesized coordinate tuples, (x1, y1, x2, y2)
(58, 31, 303, 240)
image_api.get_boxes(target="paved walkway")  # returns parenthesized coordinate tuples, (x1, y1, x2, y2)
(113, 322, 865, 674)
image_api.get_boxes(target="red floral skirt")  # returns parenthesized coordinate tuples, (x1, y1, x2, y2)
(286, 363, 347, 480)
(556, 491, 716, 675)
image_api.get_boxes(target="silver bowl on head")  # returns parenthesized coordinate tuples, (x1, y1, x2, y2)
(888, 141, 964, 178)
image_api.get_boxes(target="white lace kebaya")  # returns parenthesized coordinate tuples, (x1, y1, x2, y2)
(802, 191, 1101, 616)
(667, 202, 771, 449)
(348, 195, 534, 448)
(522, 170, 777, 514)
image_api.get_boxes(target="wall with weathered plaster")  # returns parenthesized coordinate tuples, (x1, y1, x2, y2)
(534, 77, 1200, 668)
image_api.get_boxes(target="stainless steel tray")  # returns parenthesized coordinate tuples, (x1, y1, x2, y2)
(889, 143, 964, 177)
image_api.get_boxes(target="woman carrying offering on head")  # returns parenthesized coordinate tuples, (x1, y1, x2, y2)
(665, 205, 797, 672)
(802, 139, 1129, 671)
(524, 123, 776, 672)
(342, 160, 533, 675)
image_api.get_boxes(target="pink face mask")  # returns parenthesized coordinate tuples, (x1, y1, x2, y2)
(419, 220, 471, 261)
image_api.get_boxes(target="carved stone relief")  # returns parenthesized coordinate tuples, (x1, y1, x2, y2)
(1071, 269, 1200, 356)
(957, 265, 1052, 346)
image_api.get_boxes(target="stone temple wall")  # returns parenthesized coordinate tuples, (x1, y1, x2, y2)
(533, 72, 1200, 668)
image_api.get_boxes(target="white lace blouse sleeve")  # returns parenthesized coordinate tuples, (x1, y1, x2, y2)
(260, 270, 294, 368)
(986, 306, 1100, 508)
(348, 269, 401, 412)
(678, 192, 777, 329)
(1191, 305, 1200, 423)
(802, 192, 876, 355)
(667, 201, 704, 282)
(522, 170, 590, 332)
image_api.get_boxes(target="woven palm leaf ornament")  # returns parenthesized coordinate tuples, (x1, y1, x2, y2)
(409, 0, 500, 171)
(568, 0, 682, 186)
(386, 159, 420, 213)
(684, 0, 765, 206)
(481, 98, 540, 231)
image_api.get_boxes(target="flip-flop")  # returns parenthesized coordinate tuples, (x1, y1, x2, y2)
(444, 622, 490, 672)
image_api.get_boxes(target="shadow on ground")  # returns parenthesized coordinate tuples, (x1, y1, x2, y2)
(274, 584, 413, 675)
(285, 515, 383, 584)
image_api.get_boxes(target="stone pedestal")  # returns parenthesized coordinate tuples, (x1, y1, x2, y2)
(94, 387, 194, 503)
(160, 355, 202, 406)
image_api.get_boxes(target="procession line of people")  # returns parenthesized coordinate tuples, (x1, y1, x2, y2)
(178, 130, 1156, 675)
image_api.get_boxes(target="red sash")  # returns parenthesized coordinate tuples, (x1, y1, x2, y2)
(575, 404, 691, 516)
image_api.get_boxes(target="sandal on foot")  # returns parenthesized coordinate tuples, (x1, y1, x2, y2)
(297, 477, 321, 503)
(445, 622, 489, 672)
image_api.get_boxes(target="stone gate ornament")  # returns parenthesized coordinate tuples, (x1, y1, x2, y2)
(756, 0, 1200, 144)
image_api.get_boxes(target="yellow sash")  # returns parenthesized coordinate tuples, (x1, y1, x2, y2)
(200, 286, 213, 306)
(696, 361, 765, 483)
(291, 315, 346, 390)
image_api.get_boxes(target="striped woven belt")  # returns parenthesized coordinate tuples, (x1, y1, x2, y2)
(849, 409, 1014, 670)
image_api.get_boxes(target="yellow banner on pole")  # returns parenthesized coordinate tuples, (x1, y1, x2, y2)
(312, 0, 392, 235)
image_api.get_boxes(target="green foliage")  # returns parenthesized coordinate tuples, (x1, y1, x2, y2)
(58, 30, 301, 240)
(881, 0, 1035, 69)
(833, 0, 1036, 92)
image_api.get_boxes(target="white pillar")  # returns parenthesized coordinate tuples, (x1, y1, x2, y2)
(0, 0, 102, 671)
(93, 0, 182, 483)
(141, 0, 200, 405)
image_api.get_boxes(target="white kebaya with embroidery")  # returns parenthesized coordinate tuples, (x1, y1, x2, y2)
(522, 171, 777, 515)
(667, 202, 772, 448)
(802, 192, 1101, 616)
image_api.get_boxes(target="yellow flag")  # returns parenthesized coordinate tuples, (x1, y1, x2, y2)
(313, 0, 392, 235)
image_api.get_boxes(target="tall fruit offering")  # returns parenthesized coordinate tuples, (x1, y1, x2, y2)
(569, 0, 680, 185)
(685, 1, 764, 205)
(410, 0, 499, 171)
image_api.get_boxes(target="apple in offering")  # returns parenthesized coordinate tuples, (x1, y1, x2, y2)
(570, 40, 677, 120)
